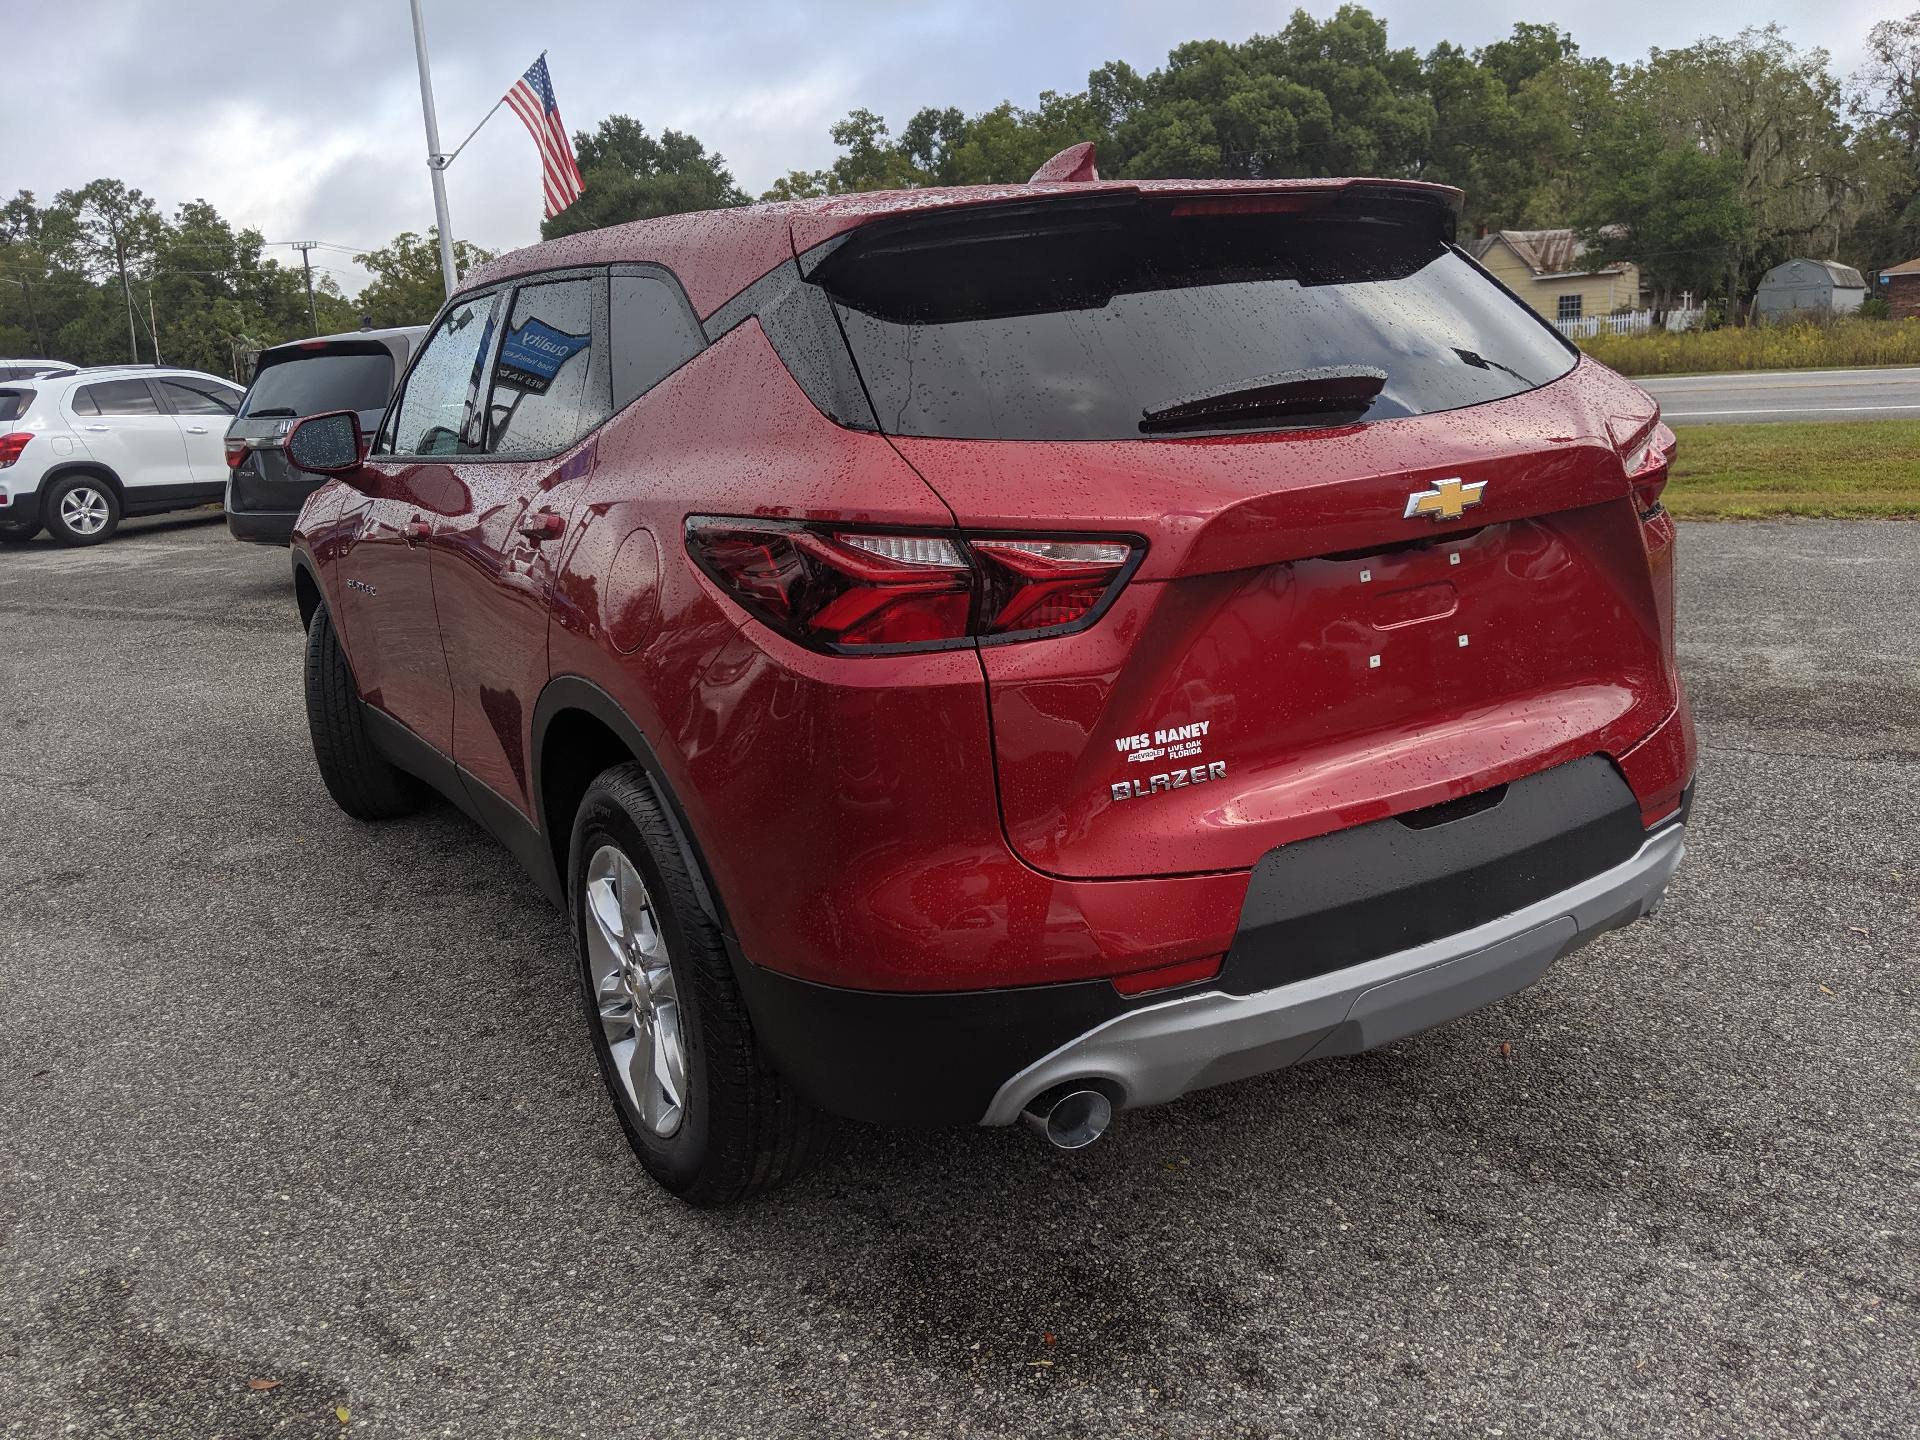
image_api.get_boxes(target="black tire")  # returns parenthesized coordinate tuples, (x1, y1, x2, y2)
(570, 763, 834, 1206)
(303, 603, 424, 820)
(43, 474, 120, 546)
(0, 520, 37, 543)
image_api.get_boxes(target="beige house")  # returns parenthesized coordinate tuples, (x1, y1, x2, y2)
(1469, 229, 1641, 324)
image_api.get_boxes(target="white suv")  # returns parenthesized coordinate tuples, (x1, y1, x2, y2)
(0, 359, 78, 382)
(0, 366, 245, 545)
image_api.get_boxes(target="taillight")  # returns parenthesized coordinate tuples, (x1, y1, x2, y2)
(686, 518, 1141, 653)
(224, 438, 249, 469)
(0, 432, 30, 468)
(1623, 421, 1676, 516)
(971, 538, 1135, 635)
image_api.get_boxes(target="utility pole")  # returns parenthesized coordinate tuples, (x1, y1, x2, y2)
(290, 240, 319, 331)
(407, 0, 459, 299)
(118, 240, 138, 364)
(147, 288, 162, 365)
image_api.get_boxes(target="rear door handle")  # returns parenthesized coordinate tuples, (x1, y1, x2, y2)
(83, 424, 109, 432)
(519, 511, 564, 542)
(185, 425, 209, 434)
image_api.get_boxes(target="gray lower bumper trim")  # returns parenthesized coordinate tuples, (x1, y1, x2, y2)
(980, 824, 1686, 1127)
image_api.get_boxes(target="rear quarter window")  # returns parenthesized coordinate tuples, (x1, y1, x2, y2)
(611, 271, 704, 409)
(814, 193, 1578, 441)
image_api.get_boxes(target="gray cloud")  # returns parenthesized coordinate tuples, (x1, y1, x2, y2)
(12, 0, 1906, 293)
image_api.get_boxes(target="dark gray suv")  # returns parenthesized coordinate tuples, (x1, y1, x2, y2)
(224, 326, 425, 544)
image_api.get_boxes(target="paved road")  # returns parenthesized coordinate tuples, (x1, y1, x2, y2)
(1, 514, 1914, 1438)
(1642, 365, 1920, 423)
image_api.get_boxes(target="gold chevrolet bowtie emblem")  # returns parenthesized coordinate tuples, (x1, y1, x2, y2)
(1403, 477, 1487, 521)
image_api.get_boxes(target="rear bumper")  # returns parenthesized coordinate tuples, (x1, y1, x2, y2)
(980, 820, 1684, 1125)
(0, 488, 41, 529)
(736, 759, 1693, 1129)
(225, 506, 297, 545)
(225, 467, 318, 545)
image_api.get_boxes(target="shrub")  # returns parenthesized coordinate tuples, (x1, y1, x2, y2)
(1578, 317, 1920, 375)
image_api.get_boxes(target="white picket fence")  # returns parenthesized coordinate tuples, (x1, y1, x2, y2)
(1554, 307, 1704, 340)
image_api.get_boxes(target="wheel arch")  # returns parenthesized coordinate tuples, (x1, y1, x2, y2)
(290, 552, 323, 631)
(531, 676, 727, 936)
(39, 461, 125, 506)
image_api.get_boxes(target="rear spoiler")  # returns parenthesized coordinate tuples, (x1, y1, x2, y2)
(799, 180, 1460, 286)
(792, 176, 1461, 271)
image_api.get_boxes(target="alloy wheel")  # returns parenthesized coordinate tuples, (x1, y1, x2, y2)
(59, 485, 110, 537)
(584, 844, 689, 1138)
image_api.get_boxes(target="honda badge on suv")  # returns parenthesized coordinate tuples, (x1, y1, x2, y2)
(285, 157, 1695, 1206)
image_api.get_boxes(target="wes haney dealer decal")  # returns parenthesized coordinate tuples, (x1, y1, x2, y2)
(1114, 720, 1211, 765)
(1109, 720, 1225, 803)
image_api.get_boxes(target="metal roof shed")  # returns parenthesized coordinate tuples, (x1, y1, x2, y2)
(1754, 258, 1867, 320)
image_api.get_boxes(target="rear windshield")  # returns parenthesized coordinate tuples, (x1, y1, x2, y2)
(813, 193, 1577, 441)
(242, 348, 395, 419)
(0, 388, 31, 423)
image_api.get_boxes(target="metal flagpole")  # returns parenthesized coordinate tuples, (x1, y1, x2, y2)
(407, 0, 459, 299)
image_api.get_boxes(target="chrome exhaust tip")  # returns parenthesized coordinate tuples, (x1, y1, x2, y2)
(1020, 1086, 1114, 1150)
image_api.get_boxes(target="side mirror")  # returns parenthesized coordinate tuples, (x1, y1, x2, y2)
(285, 409, 366, 477)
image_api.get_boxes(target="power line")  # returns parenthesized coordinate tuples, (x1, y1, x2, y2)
(264, 239, 380, 254)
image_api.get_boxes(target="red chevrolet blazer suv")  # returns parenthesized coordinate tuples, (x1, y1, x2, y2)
(285, 163, 1694, 1206)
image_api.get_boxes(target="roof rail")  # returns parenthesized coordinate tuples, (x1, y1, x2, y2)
(1029, 142, 1100, 185)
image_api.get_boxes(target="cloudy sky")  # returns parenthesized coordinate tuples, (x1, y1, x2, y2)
(14, 0, 1910, 293)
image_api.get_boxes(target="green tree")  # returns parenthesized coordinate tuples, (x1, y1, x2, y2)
(145, 202, 357, 375)
(1579, 143, 1752, 310)
(0, 191, 85, 358)
(1846, 11, 1920, 273)
(760, 169, 836, 201)
(1110, 7, 1434, 179)
(1423, 27, 1624, 232)
(353, 229, 495, 328)
(542, 117, 748, 238)
(1631, 27, 1862, 304)
(52, 179, 165, 364)
(938, 91, 1113, 183)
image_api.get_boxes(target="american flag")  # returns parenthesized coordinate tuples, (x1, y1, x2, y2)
(504, 55, 585, 219)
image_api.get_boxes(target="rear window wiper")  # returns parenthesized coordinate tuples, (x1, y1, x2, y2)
(246, 406, 299, 417)
(1140, 367, 1387, 433)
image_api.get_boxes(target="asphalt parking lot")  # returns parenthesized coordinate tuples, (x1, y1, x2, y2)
(0, 510, 1913, 1439)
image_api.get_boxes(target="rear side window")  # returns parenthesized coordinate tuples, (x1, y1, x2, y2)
(814, 194, 1578, 441)
(611, 272, 703, 409)
(243, 351, 393, 419)
(73, 380, 160, 416)
(0, 388, 32, 422)
(486, 276, 610, 459)
(157, 378, 240, 415)
(385, 295, 497, 456)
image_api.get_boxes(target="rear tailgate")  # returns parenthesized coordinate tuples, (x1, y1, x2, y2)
(230, 341, 397, 508)
(812, 186, 1678, 880)
(891, 372, 1672, 877)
